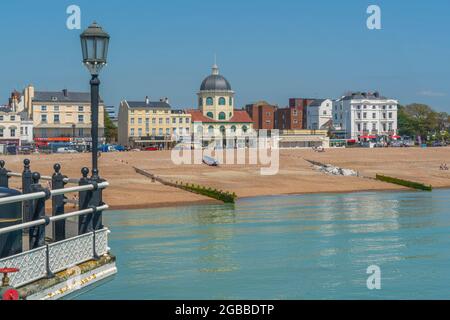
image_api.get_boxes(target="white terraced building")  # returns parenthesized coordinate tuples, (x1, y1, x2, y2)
(332, 92, 398, 140)
(306, 99, 333, 130)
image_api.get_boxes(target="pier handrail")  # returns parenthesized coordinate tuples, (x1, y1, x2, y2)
(7, 172, 80, 184)
(0, 181, 109, 206)
(0, 204, 109, 236)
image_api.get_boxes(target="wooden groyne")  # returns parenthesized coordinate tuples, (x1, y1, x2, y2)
(133, 167, 237, 204)
(376, 174, 433, 191)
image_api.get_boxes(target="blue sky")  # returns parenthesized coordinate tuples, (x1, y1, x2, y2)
(1, 0, 449, 111)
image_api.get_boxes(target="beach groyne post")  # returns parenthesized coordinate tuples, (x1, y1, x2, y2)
(29, 173, 48, 250)
(52, 164, 67, 242)
(0, 160, 10, 188)
(22, 159, 33, 223)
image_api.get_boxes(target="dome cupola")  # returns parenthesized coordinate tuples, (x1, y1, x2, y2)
(200, 64, 232, 92)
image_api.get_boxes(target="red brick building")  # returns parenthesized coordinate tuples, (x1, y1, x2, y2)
(245, 101, 277, 130)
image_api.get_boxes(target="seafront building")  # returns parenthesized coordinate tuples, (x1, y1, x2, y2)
(187, 64, 253, 143)
(332, 92, 398, 140)
(23, 85, 105, 142)
(0, 91, 34, 147)
(118, 97, 191, 148)
(306, 99, 333, 130)
(245, 101, 277, 130)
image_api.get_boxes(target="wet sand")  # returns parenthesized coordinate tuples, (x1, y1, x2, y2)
(1, 147, 450, 210)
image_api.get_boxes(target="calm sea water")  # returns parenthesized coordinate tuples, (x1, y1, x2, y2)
(80, 189, 450, 300)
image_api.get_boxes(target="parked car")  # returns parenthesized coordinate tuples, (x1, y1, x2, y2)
(144, 146, 158, 151)
(56, 147, 78, 154)
(391, 141, 404, 148)
(432, 141, 447, 147)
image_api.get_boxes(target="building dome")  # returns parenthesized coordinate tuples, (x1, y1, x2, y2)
(200, 64, 232, 91)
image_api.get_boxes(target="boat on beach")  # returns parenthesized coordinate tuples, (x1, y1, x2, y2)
(203, 156, 219, 166)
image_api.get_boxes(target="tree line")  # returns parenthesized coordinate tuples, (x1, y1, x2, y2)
(398, 104, 450, 141)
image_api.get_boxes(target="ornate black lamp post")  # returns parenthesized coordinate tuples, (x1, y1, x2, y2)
(80, 22, 110, 180)
(79, 22, 109, 234)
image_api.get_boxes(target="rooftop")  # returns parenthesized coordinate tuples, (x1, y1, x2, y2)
(33, 90, 104, 103)
(188, 109, 253, 123)
(126, 100, 171, 109)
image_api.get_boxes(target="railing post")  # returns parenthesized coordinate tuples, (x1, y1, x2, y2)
(52, 164, 67, 242)
(92, 177, 104, 231)
(22, 159, 33, 223)
(78, 167, 92, 234)
(29, 172, 49, 249)
(0, 160, 10, 188)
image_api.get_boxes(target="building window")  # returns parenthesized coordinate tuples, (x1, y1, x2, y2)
(54, 114, 60, 123)
(138, 128, 142, 136)
(363, 123, 367, 131)
(218, 112, 226, 120)
(363, 112, 367, 119)
(138, 118, 142, 125)
(186, 128, 190, 134)
(357, 123, 361, 131)
(78, 115, 84, 123)
(10, 128, 16, 137)
(54, 106, 59, 112)
(389, 123, 393, 130)
(231, 125, 236, 133)
(179, 117, 183, 123)
(173, 128, 177, 134)
(166, 128, 170, 135)
(197, 126, 203, 135)
(41, 114, 47, 123)
(0, 116, 3, 121)
(323, 111, 327, 115)
(0, 128, 3, 137)
(220, 126, 226, 135)
(159, 128, 163, 135)
(166, 118, 170, 124)
(229, 97, 233, 106)
(159, 118, 163, 124)
(207, 112, 214, 118)
(152, 128, 156, 135)
(372, 123, 377, 130)
(152, 118, 156, 124)
(10, 116, 15, 121)
(388, 112, 393, 119)
(208, 125, 214, 135)
(357, 113, 361, 119)
(242, 125, 248, 133)
(293, 110, 298, 116)
(186, 118, 190, 123)
(130, 118, 135, 125)
(219, 97, 226, 105)
(130, 128, 135, 136)
(78, 106, 84, 112)
(41, 106, 47, 111)
(206, 97, 213, 106)
(372, 113, 376, 119)
(172, 117, 176, 124)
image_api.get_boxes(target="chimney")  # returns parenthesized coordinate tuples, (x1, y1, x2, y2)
(62, 89, 68, 97)
(145, 96, 150, 105)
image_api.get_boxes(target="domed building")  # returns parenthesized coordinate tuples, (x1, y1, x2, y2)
(188, 64, 253, 141)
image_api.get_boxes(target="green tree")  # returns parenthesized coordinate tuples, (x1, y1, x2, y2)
(104, 112, 118, 143)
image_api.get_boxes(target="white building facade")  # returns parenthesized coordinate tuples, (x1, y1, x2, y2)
(306, 99, 333, 130)
(332, 92, 398, 140)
